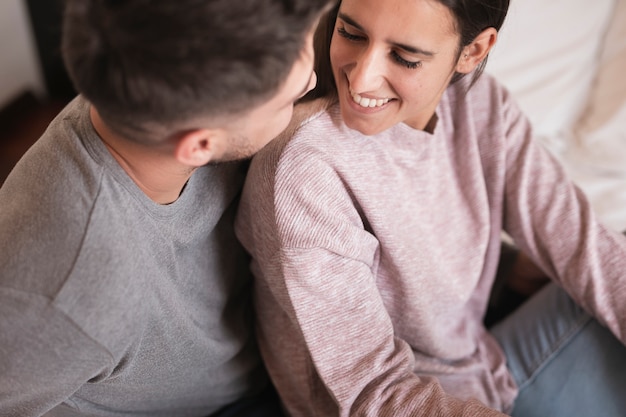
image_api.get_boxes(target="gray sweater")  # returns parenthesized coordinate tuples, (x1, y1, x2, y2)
(0, 97, 266, 416)
(235, 74, 626, 416)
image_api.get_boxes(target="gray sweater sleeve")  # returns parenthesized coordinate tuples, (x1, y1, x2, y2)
(0, 289, 112, 416)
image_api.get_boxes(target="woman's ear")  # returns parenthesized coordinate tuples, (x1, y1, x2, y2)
(456, 27, 498, 74)
(174, 128, 224, 167)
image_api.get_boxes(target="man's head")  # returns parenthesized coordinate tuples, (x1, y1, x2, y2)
(62, 0, 332, 161)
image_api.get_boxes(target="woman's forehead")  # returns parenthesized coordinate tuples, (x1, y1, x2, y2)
(337, 0, 459, 44)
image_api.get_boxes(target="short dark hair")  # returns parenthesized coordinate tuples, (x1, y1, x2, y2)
(62, 0, 331, 141)
(303, 0, 509, 101)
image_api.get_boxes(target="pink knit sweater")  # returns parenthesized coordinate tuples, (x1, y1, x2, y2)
(235, 74, 626, 417)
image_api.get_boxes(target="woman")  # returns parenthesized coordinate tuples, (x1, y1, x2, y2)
(235, 0, 626, 415)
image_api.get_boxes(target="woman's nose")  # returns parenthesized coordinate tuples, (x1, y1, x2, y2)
(348, 47, 386, 93)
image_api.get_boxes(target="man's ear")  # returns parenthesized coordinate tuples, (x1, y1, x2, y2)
(456, 27, 498, 74)
(174, 128, 224, 167)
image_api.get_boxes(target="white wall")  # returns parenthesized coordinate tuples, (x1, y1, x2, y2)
(0, 0, 45, 108)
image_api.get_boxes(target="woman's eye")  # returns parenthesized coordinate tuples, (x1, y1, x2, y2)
(337, 25, 421, 70)
(391, 51, 421, 70)
(337, 26, 364, 42)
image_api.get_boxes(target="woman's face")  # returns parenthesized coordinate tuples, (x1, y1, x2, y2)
(330, 0, 464, 135)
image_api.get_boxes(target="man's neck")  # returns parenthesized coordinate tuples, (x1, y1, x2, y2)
(90, 107, 195, 205)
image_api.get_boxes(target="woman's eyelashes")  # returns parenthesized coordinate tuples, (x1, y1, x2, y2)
(391, 51, 422, 69)
(336, 26, 422, 70)
(337, 26, 363, 41)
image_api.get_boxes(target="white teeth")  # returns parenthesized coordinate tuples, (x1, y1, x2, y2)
(350, 91, 390, 108)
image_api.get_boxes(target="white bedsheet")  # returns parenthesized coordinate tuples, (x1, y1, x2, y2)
(488, 0, 626, 232)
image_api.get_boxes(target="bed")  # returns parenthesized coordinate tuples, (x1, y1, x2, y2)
(487, 0, 626, 232)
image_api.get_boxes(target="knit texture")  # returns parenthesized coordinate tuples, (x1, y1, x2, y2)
(235, 74, 626, 417)
(0, 96, 266, 416)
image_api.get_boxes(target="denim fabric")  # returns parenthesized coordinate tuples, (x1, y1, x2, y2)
(491, 283, 626, 416)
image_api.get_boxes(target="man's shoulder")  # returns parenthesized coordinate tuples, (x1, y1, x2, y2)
(0, 110, 136, 302)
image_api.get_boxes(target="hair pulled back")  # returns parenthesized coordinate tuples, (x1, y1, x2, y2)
(442, 0, 509, 85)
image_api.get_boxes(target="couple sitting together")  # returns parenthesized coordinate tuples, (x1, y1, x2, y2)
(1, 0, 625, 416)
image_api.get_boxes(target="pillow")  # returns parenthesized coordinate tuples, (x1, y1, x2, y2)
(486, 0, 616, 156)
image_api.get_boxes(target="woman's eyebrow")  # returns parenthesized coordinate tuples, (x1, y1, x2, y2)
(337, 12, 364, 32)
(337, 11, 435, 57)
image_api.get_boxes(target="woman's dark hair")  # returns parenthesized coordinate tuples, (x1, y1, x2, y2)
(301, 1, 340, 101)
(62, 0, 332, 142)
(302, 0, 509, 102)
(442, 0, 510, 86)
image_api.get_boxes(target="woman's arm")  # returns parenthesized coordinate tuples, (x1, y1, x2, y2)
(501, 88, 626, 343)
(236, 120, 508, 417)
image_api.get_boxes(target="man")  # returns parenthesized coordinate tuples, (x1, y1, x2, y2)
(0, 0, 331, 415)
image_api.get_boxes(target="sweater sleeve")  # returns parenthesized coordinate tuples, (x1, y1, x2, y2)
(500, 86, 626, 343)
(0, 288, 113, 416)
(236, 131, 508, 417)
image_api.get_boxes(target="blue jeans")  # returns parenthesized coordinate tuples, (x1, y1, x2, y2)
(491, 283, 626, 416)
